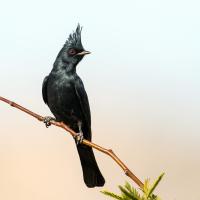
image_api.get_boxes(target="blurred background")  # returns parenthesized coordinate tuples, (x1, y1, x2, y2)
(0, 0, 200, 199)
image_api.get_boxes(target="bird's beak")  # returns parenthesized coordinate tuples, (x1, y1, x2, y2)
(77, 50, 91, 56)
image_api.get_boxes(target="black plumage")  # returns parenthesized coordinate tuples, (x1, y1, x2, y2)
(42, 24, 105, 187)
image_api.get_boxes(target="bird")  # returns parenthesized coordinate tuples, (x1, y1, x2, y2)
(42, 24, 105, 187)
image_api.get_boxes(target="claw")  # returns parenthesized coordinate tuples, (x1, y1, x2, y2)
(74, 132, 84, 145)
(74, 121, 84, 144)
(43, 116, 55, 128)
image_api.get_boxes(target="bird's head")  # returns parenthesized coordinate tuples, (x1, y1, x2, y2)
(55, 24, 90, 69)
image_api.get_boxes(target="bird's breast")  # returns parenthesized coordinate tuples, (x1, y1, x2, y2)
(46, 74, 82, 125)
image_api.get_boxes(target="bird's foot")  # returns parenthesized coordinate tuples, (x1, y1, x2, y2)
(43, 116, 56, 128)
(74, 132, 84, 145)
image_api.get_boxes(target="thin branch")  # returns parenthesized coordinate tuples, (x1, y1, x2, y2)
(0, 96, 144, 188)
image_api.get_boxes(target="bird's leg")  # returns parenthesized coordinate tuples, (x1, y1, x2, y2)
(43, 116, 56, 128)
(74, 121, 84, 145)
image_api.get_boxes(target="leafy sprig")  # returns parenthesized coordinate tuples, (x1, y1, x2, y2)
(101, 173, 164, 200)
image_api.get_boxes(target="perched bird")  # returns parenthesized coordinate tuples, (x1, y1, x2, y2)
(42, 24, 105, 187)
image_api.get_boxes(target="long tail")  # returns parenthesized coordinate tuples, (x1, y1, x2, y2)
(76, 144, 105, 187)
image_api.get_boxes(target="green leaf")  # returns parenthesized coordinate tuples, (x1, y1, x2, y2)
(118, 185, 137, 200)
(101, 190, 123, 200)
(124, 182, 142, 199)
(142, 178, 150, 197)
(147, 173, 165, 198)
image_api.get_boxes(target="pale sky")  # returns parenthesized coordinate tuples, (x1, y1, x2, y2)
(0, 0, 200, 199)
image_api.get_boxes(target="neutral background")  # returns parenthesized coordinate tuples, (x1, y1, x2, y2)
(0, 0, 200, 199)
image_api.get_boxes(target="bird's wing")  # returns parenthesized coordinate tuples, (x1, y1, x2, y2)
(42, 76, 49, 105)
(74, 78, 91, 140)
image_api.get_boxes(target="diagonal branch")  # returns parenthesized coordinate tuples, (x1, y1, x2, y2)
(0, 96, 144, 188)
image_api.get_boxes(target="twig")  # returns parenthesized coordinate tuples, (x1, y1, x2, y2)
(0, 96, 144, 188)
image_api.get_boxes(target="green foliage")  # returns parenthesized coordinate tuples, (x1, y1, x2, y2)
(101, 173, 164, 200)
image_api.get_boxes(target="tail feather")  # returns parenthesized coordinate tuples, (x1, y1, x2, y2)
(76, 144, 105, 187)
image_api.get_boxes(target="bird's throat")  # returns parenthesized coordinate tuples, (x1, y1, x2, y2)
(53, 60, 77, 75)
(64, 62, 76, 74)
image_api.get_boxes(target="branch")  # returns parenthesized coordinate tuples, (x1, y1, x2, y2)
(0, 96, 144, 188)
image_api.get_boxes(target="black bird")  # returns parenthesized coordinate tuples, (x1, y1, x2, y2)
(42, 24, 105, 187)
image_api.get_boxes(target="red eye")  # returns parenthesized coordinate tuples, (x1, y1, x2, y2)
(68, 48, 77, 55)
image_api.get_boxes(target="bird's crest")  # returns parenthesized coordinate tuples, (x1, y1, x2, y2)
(65, 24, 83, 48)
